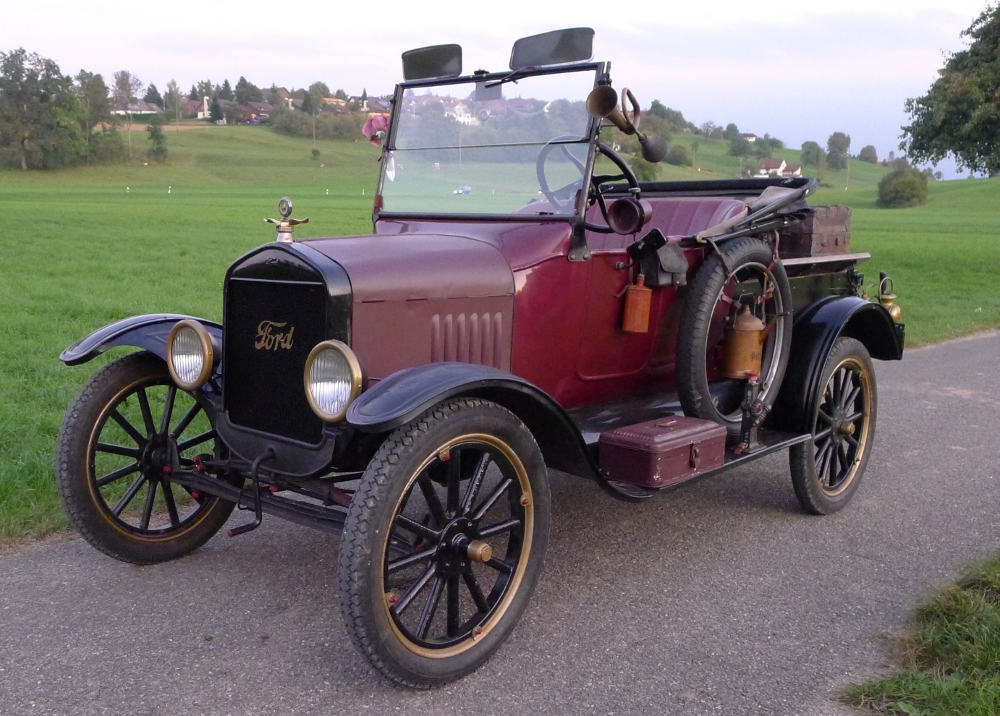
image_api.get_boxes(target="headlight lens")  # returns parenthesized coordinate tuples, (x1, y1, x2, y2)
(166, 320, 214, 390)
(304, 340, 362, 422)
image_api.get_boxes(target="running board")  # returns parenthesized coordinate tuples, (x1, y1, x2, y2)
(168, 470, 348, 535)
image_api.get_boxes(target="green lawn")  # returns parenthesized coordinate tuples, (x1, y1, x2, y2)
(1, 125, 999, 541)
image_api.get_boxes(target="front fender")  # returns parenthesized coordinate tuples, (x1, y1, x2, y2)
(772, 296, 904, 432)
(60, 314, 222, 366)
(347, 363, 599, 480)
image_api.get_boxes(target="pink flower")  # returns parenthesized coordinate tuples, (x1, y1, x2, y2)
(362, 114, 390, 147)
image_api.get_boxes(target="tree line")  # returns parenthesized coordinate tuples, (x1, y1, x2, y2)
(0, 48, 380, 169)
(0, 49, 173, 169)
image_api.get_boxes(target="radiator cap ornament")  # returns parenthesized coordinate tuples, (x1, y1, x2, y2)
(265, 196, 309, 243)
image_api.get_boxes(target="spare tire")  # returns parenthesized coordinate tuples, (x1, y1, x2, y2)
(676, 237, 792, 438)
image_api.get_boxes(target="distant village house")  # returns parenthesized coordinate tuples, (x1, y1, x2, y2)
(757, 158, 803, 178)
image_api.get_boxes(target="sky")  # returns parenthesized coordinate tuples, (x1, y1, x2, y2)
(2, 0, 991, 176)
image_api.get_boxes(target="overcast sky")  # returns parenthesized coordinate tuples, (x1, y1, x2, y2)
(2, 0, 989, 175)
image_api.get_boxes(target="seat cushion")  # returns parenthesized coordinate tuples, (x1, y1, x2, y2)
(646, 198, 747, 238)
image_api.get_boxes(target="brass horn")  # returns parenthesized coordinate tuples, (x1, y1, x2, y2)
(586, 85, 667, 164)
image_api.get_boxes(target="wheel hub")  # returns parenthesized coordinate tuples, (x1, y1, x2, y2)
(437, 517, 493, 576)
(140, 434, 171, 474)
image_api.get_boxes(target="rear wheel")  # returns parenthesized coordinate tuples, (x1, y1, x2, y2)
(56, 352, 237, 564)
(338, 398, 550, 687)
(789, 337, 877, 514)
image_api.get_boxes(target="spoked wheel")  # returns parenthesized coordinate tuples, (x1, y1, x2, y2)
(677, 237, 793, 438)
(790, 337, 877, 514)
(339, 398, 550, 688)
(56, 352, 238, 564)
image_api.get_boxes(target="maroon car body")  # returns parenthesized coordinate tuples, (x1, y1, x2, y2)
(56, 29, 904, 688)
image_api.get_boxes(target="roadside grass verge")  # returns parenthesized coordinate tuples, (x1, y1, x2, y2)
(844, 554, 1000, 715)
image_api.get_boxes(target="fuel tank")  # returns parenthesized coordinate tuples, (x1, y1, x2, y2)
(302, 233, 516, 379)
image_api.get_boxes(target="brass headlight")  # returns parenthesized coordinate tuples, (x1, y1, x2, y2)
(304, 340, 363, 422)
(166, 320, 215, 390)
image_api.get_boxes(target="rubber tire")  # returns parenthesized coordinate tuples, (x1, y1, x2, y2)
(789, 337, 878, 515)
(56, 351, 237, 564)
(676, 237, 793, 438)
(338, 398, 551, 688)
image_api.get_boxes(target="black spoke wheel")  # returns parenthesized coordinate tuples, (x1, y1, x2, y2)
(789, 337, 877, 514)
(339, 398, 550, 687)
(677, 237, 793, 438)
(56, 352, 238, 564)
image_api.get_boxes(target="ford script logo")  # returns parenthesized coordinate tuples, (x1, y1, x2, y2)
(255, 320, 295, 351)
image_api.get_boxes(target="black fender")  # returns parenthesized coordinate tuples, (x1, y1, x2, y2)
(771, 296, 904, 432)
(60, 314, 222, 366)
(347, 362, 600, 480)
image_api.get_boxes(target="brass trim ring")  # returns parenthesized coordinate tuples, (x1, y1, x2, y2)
(303, 340, 363, 422)
(166, 319, 214, 390)
(380, 433, 534, 659)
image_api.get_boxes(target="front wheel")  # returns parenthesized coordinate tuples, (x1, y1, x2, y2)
(789, 337, 877, 514)
(55, 352, 237, 564)
(338, 398, 550, 687)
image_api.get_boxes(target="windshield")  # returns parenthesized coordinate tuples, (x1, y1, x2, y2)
(380, 68, 598, 216)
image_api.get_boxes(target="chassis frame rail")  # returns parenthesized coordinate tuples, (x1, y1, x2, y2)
(168, 470, 349, 535)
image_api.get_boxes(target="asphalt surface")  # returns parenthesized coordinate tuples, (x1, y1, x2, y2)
(3, 332, 999, 716)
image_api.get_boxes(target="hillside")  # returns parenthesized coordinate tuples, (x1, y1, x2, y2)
(656, 133, 888, 191)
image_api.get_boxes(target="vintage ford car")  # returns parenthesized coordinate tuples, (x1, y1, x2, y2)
(56, 29, 904, 687)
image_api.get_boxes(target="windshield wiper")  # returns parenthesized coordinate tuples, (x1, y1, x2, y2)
(484, 67, 533, 88)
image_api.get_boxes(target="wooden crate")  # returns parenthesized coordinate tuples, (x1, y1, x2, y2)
(780, 205, 851, 257)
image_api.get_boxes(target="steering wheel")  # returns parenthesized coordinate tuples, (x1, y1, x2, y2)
(535, 135, 588, 212)
(534, 137, 642, 230)
(586, 142, 640, 233)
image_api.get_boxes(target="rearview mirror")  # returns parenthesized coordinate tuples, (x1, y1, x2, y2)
(509, 28, 594, 70)
(402, 44, 463, 81)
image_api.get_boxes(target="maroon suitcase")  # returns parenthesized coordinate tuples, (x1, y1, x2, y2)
(598, 416, 727, 489)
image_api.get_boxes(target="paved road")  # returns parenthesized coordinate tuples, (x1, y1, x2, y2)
(3, 333, 999, 716)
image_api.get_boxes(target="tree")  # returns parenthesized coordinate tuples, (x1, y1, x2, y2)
(74, 70, 111, 152)
(163, 79, 183, 122)
(877, 168, 928, 208)
(728, 135, 752, 157)
(361, 88, 368, 103)
(858, 145, 878, 163)
(209, 98, 223, 122)
(0, 49, 87, 169)
(196, 79, 213, 100)
(723, 122, 740, 141)
(143, 83, 162, 108)
(902, 7, 1000, 175)
(188, 84, 197, 101)
(113, 70, 143, 159)
(664, 145, 693, 166)
(303, 82, 326, 146)
(146, 113, 167, 161)
(218, 79, 233, 100)
(627, 151, 659, 182)
(234, 76, 263, 105)
(223, 101, 241, 125)
(752, 133, 784, 159)
(334, 88, 347, 100)
(827, 131, 851, 170)
(800, 140, 824, 167)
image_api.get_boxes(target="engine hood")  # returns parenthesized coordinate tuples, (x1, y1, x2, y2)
(301, 233, 516, 379)
(302, 233, 515, 302)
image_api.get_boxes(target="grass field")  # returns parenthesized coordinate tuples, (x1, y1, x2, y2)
(1, 125, 999, 541)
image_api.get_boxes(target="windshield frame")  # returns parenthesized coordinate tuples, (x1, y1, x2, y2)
(375, 61, 608, 223)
